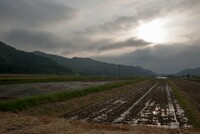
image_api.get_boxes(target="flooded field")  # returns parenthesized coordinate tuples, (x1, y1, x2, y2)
(0, 81, 109, 100)
(64, 80, 191, 128)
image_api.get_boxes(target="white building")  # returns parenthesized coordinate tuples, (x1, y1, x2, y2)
(156, 77, 168, 79)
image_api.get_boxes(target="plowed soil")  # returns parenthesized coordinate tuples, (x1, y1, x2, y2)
(173, 79, 200, 111)
(64, 80, 191, 128)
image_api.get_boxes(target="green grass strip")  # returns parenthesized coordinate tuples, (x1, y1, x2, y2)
(0, 78, 145, 112)
(0, 76, 138, 85)
(169, 81, 200, 128)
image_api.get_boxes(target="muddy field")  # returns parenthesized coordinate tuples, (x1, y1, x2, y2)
(0, 81, 109, 101)
(64, 80, 191, 128)
(173, 79, 200, 111)
(189, 79, 200, 83)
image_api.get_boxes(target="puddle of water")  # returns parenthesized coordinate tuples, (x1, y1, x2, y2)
(113, 100, 126, 104)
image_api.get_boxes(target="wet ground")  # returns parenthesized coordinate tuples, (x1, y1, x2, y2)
(173, 79, 200, 111)
(64, 80, 191, 128)
(0, 81, 109, 100)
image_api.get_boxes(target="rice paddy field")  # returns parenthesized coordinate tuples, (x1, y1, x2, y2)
(0, 75, 199, 133)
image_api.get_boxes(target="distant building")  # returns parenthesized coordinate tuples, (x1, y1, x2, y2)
(156, 77, 168, 79)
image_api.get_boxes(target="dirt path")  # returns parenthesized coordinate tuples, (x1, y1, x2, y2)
(64, 80, 191, 128)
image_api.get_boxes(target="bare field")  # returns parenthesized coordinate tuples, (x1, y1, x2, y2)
(64, 80, 191, 128)
(22, 80, 149, 116)
(0, 81, 109, 101)
(173, 79, 200, 111)
(0, 79, 200, 133)
(189, 79, 200, 84)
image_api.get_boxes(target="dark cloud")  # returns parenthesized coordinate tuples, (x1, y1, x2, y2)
(0, 0, 79, 29)
(78, 9, 162, 36)
(60, 37, 151, 56)
(179, 0, 200, 10)
(58, 37, 151, 57)
(76, 1, 178, 36)
(95, 43, 200, 74)
(2, 29, 73, 52)
(0, 0, 199, 73)
(97, 38, 151, 51)
(81, 16, 136, 35)
(77, 0, 200, 37)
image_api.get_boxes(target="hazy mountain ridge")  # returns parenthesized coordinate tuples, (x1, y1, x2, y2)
(33, 51, 156, 76)
(2, 41, 200, 76)
(0, 41, 72, 74)
(175, 67, 200, 76)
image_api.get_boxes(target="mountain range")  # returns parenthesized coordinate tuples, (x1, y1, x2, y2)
(0, 41, 72, 74)
(0, 41, 156, 76)
(1, 41, 199, 76)
(33, 51, 156, 76)
(175, 67, 200, 76)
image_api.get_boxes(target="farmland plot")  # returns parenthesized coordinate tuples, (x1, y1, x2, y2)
(173, 79, 200, 111)
(64, 80, 191, 128)
(0, 81, 109, 101)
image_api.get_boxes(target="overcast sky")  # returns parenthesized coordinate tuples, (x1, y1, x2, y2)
(0, 0, 200, 74)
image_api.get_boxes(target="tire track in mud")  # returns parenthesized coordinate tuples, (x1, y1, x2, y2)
(64, 80, 191, 128)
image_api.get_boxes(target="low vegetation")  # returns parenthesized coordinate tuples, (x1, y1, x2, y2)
(0, 75, 136, 85)
(169, 81, 200, 128)
(1, 112, 196, 134)
(0, 78, 145, 112)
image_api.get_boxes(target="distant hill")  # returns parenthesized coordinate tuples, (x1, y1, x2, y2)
(176, 67, 200, 76)
(33, 51, 156, 76)
(0, 41, 72, 74)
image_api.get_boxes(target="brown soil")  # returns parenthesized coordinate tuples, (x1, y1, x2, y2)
(172, 79, 200, 111)
(1, 80, 200, 133)
(63, 80, 190, 128)
(189, 79, 200, 84)
(22, 80, 150, 116)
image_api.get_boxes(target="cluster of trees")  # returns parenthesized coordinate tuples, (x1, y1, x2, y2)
(0, 41, 72, 74)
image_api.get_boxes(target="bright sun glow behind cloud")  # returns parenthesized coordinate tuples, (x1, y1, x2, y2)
(137, 19, 167, 44)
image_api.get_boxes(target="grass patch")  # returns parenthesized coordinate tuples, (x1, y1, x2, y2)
(0, 78, 145, 112)
(169, 81, 200, 128)
(0, 75, 139, 85)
